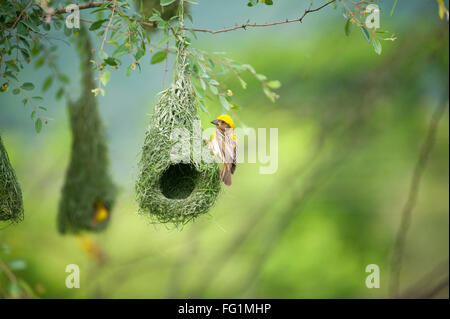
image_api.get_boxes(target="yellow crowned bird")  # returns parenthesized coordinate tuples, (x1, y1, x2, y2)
(208, 114, 237, 186)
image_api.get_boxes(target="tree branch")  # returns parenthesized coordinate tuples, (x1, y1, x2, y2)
(401, 259, 449, 298)
(53, 1, 108, 15)
(389, 97, 449, 298)
(187, 0, 336, 34)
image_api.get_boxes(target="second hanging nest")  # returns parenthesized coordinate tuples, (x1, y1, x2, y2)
(57, 26, 117, 234)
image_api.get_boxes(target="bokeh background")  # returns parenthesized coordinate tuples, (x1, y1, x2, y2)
(0, 0, 448, 298)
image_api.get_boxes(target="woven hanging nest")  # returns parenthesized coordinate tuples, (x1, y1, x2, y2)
(136, 18, 221, 226)
(0, 135, 24, 223)
(57, 27, 117, 234)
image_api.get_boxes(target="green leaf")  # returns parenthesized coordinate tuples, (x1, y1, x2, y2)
(21, 82, 34, 91)
(98, 51, 108, 60)
(160, 0, 177, 6)
(42, 76, 53, 92)
(104, 57, 118, 66)
(239, 78, 247, 89)
(107, 39, 119, 47)
(391, 0, 398, 16)
(6, 61, 20, 72)
(345, 19, 352, 36)
(151, 51, 167, 64)
(255, 74, 267, 81)
(34, 57, 44, 69)
(56, 87, 64, 100)
(372, 38, 382, 55)
(35, 118, 42, 133)
(100, 71, 111, 86)
(209, 85, 218, 95)
(57, 74, 69, 84)
(89, 19, 108, 31)
(198, 100, 209, 114)
(112, 44, 129, 58)
(243, 64, 256, 74)
(361, 26, 371, 43)
(12, 88, 20, 95)
(219, 95, 230, 110)
(158, 35, 172, 46)
(264, 87, 276, 103)
(267, 80, 281, 89)
(149, 13, 163, 22)
(200, 78, 206, 90)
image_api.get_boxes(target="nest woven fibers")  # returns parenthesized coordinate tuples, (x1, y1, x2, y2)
(58, 27, 117, 234)
(0, 135, 24, 223)
(136, 45, 221, 227)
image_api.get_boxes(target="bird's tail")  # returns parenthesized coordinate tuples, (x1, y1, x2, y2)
(220, 164, 232, 186)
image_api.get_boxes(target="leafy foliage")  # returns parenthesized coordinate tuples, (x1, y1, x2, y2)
(0, 241, 37, 298)
(339, 0, 397, 55)
(247, 0, 274, 7)
(5, 0, 445, 132)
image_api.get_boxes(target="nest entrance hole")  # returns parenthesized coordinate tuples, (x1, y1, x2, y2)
(159, 163, 200, 199)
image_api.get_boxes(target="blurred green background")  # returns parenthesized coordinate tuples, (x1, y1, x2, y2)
(0, 0, 448, 298)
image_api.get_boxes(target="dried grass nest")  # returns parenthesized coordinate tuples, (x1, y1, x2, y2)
(135, 66, 221, 226)
(0, 135, 24, 223)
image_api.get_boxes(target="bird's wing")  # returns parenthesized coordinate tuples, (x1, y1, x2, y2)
(223, 133, 236, 165)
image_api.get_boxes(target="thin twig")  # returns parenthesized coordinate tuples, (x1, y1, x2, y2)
(419, 276, 449, 299)
(53, 1, 108, 15)
(10, 0, 33, 30)
(163, 42, 169, 89)
(401, 259, 449, 298)
(0, 258, 17, 283)
(389, 98, 449, 298)
(97, 1, 116, 93)
(188, 0, 336, 34)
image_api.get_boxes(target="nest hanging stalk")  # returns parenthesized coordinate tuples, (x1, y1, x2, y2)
(136, 1, 221, 226)
(58, 26, 117, 234)
(135, 0, 189, 32)
(0, 135, 24, 223)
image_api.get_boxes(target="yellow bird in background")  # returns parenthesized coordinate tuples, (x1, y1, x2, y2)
(208, 114, 237, 186)
(93, 200, 109, 223)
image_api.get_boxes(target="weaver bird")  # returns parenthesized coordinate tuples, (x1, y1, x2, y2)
(93, 200, 109, 223)
(208, 114, 237, 186)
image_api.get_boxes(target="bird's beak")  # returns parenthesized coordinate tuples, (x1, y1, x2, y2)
(211, 119, 219, 125)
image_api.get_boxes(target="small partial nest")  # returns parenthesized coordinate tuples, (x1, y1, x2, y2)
(0, 135, 24, 223)
(57, 26, 117, 234)
(136, 63, 221, 226)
